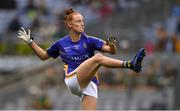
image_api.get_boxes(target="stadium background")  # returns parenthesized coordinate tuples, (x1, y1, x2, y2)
(0, 0, 180, 110)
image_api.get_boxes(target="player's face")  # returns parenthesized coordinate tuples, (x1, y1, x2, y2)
(69, 13, 84, 33)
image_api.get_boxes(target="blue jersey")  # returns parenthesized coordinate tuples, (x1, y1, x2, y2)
(47, 33, 105, 85)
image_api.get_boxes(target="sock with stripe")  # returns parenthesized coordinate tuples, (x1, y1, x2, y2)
(122, 61, 133, 69)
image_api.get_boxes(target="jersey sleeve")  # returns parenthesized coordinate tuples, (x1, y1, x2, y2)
(46, 41, 60, 58)
(87, 36, 105, 51)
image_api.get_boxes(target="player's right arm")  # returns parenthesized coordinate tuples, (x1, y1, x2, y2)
(29, 41, 50, 60)
(17, 27, 50, 61)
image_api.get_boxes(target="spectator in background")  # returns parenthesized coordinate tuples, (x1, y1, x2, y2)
(19, 0, 38, 28)
(31, 0, 50, 32)
(32, 94, 53, 110)
(163, 62, 178, 80)
(171, 0, 180, 36)
(53, 11, 67, 38)
(8, 15, 21, 33)
(24, 0, 37, 10)
(172, 35, 180, 52)
(0, 0, 17, 10)
(154, 25, 173, 52)
(167, 0, 180, 53)
(99, 0, 113, 20)
(5, 15, 22, 54)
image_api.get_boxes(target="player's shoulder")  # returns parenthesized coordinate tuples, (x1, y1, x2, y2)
(83, 33, 103, 42)
(82, 33, 97, 40)
(56, 35, 70, 43)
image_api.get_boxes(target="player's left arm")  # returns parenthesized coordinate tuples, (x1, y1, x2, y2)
(101, 42, 117, 54)
(101, 37, 118, 54)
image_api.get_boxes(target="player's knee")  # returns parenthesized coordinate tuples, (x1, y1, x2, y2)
(93, 53, 104, 62)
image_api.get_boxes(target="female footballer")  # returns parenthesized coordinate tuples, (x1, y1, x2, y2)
(17, 8, 145, 110)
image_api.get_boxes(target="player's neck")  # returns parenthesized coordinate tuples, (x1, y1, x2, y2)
(70, 31, 81, 42)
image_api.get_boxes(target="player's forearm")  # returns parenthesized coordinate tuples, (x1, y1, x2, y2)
(29, 41, 50, 61)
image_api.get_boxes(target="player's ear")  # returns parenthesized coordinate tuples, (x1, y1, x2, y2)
(67, 21, 72, 28)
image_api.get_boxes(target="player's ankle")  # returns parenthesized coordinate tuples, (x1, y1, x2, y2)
(122, 61, 133, 69)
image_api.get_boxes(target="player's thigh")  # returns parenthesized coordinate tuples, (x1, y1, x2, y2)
(81, 94, 97, 110)
(76, 53, 102, 88)
(76, 53, 103, 74)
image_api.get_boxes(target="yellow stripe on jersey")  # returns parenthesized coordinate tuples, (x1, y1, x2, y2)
(66, 71, 77, 79)
(64, 64, 68, 77)
(95, 72, 99, 81)
(64, 64, 77, 79)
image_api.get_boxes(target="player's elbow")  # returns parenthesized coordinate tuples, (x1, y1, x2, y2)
(40, 57, 47, 61)
(39, 55, 49, 61)
(39, 52, 50, 61)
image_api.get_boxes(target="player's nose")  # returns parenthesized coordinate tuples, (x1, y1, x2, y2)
(81, 21, 84, 26)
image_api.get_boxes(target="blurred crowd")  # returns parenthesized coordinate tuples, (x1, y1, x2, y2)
(142, 0, 180, 54)
(0, 0, 180, 54)
(99, 58, 178, 90)
(0, 0, 141, 43)
(0, 0, 179, 110)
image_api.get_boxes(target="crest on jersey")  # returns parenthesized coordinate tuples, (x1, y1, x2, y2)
(83, 43, 87, 49)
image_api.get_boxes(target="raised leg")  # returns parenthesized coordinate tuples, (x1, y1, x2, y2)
(76, 48, 146, 89)
(76, 48, 145, 110)
(76, 53, 124, 89)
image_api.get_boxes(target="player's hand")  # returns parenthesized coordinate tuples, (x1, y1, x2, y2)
(106, 37, 119, 46)
(17, 27, 33, 44)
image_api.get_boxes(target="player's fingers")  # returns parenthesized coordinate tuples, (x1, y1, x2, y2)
(114, 37, 117, 41)
(20, 27, 25, 31)
(106, 38, 109, 42)
(21, 27, 27, 34)
(19, 30, 24, 33)
(17, 35, 21, 38)
(109, 37, 111, 41)
(18, 30, 25, 35)
(18, 31, 25, 35)
(28, 29, 31, 35)
(18, 32, 23, 36)
(111, 37, 114, 41)
(114, 38, 117, 42)
(116, 39, 119, 44)
(17, 35, 23, 39)
(113, 37, 117, 42)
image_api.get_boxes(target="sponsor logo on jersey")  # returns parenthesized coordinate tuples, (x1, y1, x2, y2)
(66, 54, 90, 61)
